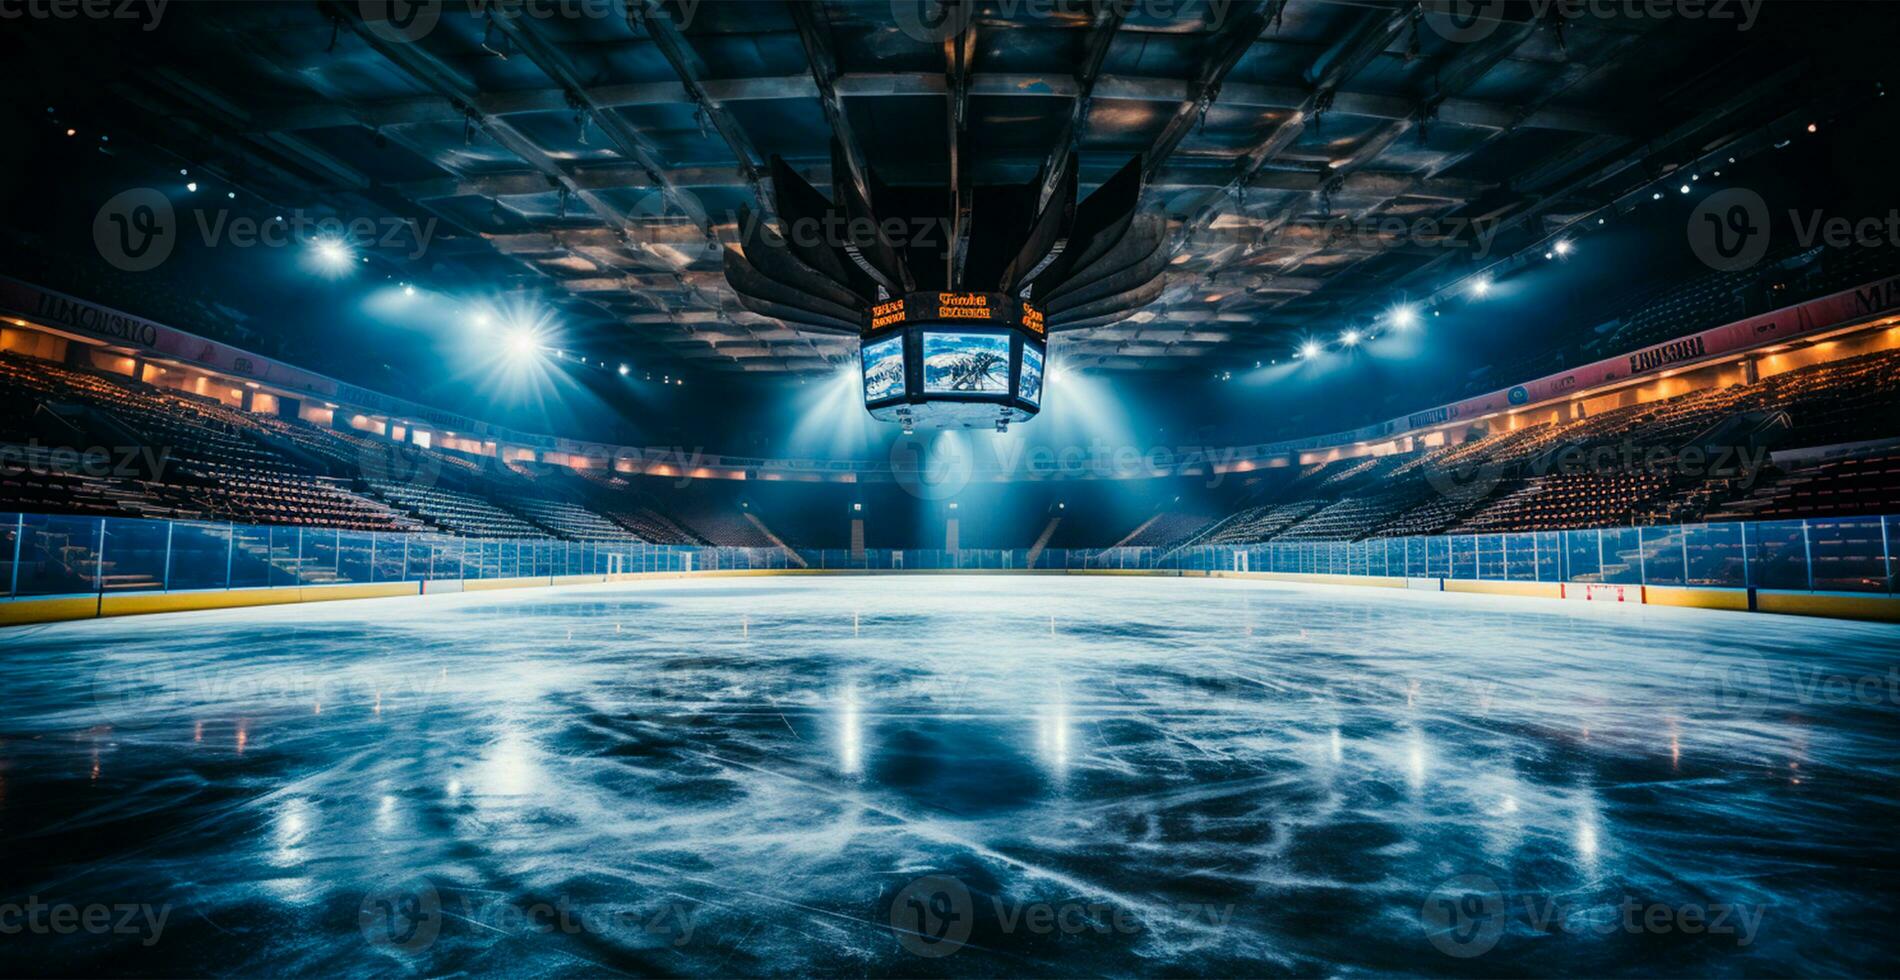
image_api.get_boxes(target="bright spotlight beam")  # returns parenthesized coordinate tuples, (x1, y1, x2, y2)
(312, 238, 353, 272)
(506, 327, 542, 359)
(1389, 304, 1418, 329)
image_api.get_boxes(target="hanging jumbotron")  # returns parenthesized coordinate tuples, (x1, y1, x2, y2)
(723, 144, 1169, 430)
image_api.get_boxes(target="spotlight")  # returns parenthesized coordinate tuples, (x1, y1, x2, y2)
(226, 191, 236, 200)
(1679, 184, 1690, 194)
(64, 128, 75, 137)
(1652, 191, 1662, 200)
(186, 182, 198, 193)
(1300, 340, 1322, 359)
(313, 238, 352, 269)
(506, 328, 541, 358)
(1807, 122, 1818, 133)
(1544, 251, 1554, 260)
(1470, 277, 1492, 298)
(1555, 240, 1573, 256)
(1341, 329, 1361, 346)
(1389, 304, 1418, 329)
(402, 284, 416, 297)
(618, 363, 630, 376)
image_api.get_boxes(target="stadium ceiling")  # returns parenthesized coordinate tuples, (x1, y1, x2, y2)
(10, 1, 1861, 374)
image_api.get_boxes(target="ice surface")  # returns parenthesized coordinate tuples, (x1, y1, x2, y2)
(2, 576, 1898, 975)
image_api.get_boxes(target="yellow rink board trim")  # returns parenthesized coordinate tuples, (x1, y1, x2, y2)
(0, 595, 100, 626)
(300, 582, 421, 603)
(5, 571, 1897, 627)
(103, 587, 300, 617)
(1756, 591, 1900, 622)
(1643, 586, 1752, 612)
(1445, 579, 1565, 600)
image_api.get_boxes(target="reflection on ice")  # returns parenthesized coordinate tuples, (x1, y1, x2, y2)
(0, 575, 1895, 976)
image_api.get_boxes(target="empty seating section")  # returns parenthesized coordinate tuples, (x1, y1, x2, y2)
(0, 352, 691, 541)
(1197, 347, 1900, 542)
(1203, 500, 1328, 545)
(1118, 511, 1217, 549)
(1712, 452, 1900, 521)
(0, 353, 412, 531)
(365, 480, 544, 538)
(3, 316, 1900, 549)
(504, 496, 632, 541)
(604, 507, 705, 544)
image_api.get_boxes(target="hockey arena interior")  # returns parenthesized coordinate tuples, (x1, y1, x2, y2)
(2, 1, 1899, 976)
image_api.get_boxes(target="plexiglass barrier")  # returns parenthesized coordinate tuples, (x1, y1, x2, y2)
(0, 512, 1894, 600)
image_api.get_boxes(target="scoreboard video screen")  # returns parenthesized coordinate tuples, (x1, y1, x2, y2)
(858, 292, 1049, 429)
(1019, 342, 1044, 406)
(922, 331, 1010, 394)
(861, 334, 905, 402)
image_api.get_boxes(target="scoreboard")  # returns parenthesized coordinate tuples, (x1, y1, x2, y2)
(865, 292, 1045, 338)
(859, 291, 1047, 431)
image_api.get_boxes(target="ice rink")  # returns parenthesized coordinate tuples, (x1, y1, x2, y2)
(2, 575, 1898, 975)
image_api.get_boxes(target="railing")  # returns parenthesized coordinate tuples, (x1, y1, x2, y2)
(1, 512, 1894, 600)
